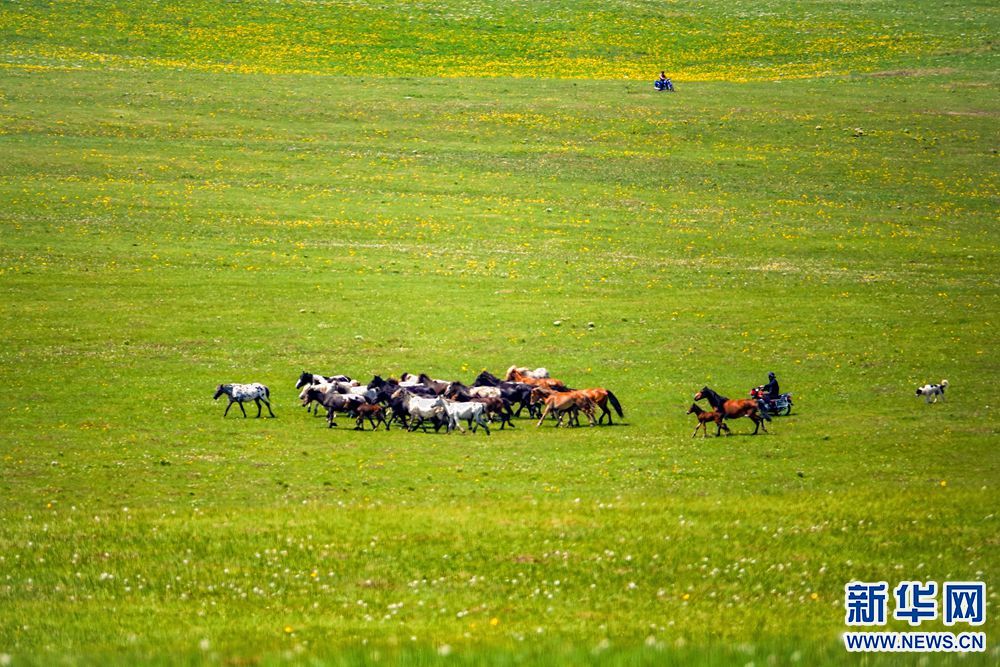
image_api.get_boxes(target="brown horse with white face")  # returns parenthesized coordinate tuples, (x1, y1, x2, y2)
(693, 386, 769, 435)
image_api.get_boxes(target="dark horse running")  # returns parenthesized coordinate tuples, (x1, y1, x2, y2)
(693, 386, 769, 435)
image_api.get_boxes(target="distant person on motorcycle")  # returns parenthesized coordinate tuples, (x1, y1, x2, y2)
(654, 71, 674, 91)
(762, 372, 780, 399)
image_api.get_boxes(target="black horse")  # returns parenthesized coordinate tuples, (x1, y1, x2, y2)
(473, 371, 535, 417)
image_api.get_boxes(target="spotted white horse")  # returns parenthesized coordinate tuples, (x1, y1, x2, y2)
(214, 383, 275, 418)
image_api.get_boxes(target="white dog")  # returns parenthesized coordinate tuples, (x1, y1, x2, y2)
(915, 380, 948, 403)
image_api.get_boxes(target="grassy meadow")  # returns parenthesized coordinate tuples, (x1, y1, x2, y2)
(1, 1, 998, 664)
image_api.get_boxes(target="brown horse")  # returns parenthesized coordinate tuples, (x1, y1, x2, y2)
(506, 366, 569, 392)
(693, 386, 769, 435)
(532, 385, 624, 425)
(686, 403, 731, 438)
(352, 403, 389, 431)
(578, 388, 624, 425)
(531, 387, 597, 427)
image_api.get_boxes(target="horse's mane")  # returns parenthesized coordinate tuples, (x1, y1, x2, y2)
(475, 371, 501, 386)
(700, 386, 729, 405)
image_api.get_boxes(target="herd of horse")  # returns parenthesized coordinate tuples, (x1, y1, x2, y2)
(289, 366, 625, 435)
(214, 367, 776, 437)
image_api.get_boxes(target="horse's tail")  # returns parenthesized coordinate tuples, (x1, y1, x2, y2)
(264, 385, 271, 400)
(606, 390, 624, 418)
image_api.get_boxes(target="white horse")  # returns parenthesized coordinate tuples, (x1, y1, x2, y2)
(398, 373, 423, 388)
(467, 386, 501, 399)
(214, 383, 275, 418)
(505, 365, 550, 381)
(333, 381, 378, 402)
(443, 399, 491, 435)
(392, 388, 448, 432)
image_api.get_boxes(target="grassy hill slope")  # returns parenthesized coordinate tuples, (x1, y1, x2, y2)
(0, 1, 997, 664)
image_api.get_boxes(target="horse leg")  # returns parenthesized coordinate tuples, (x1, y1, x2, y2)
(750, 408, 767, 433)
(536, 404, 552, 427)
(238, 401, 248, 418)
(224, 399, 234, 417)
(254, 398, 263, 418)
(262, 397, 275, 417)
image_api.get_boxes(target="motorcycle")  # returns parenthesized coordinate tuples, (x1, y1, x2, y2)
(750, 386, 793, 416)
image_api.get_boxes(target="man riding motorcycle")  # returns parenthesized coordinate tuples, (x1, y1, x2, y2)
(751, 372, 790, 416)
(762, 372, 779, 399)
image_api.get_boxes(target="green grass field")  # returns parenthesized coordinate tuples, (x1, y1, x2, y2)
(1, 1, 998, 664)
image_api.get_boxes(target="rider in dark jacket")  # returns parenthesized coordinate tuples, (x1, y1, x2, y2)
(763, 372, 779, 399)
